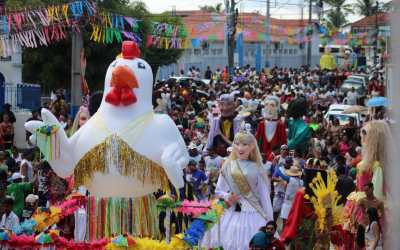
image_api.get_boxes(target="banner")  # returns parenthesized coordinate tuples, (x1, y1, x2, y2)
(0, 1, 188, 57)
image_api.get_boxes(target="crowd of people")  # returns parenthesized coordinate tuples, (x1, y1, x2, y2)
(0, 61, 387, 249)
(153, 64, 386, 249)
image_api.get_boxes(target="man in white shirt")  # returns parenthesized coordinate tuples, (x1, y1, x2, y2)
(346, 87, 358, 105)
(0, 196, 19, 231)
(204, 148, 223, 173)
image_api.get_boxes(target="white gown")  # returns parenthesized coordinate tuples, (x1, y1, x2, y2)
(202, 160, 273, 250)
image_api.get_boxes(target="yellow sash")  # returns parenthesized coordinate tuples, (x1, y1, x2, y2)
(223, 160, 268, 220)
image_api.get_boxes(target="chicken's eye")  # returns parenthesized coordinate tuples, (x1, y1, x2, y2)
(138, 62, 145, 69)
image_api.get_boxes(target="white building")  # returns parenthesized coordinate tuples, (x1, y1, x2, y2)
(159, 11, 320, 79)
(0, 46, 22, 85)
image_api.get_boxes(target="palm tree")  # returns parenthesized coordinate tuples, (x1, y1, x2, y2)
(323, 0, 354, 29)
(199, 3, 223, 13)
(381, 1, 394, 12)
(355, 0, 378, 17)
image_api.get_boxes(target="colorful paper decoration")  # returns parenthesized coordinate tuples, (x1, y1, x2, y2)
(0, 1, 186, 57)
(34, 125, 60, 162)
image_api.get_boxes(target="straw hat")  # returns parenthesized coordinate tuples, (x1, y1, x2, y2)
(285, 165, 303, 177)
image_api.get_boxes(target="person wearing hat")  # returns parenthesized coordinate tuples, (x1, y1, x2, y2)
(6, 172, 34, 218)
(279, 164, 303, 227)
(21, 194, 39, 222)
(205, 93, 243, 157)
(188, 142, 201, 163)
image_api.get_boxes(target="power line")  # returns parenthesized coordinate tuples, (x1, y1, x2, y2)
(244, 0, 311, 6)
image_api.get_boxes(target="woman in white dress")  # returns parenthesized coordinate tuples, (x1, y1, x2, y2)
(202, 132, 273, 250)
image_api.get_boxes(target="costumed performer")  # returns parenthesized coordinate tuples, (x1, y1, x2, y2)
(202, 131, 273, 250)
(356, 120, 389, 201)
(206, 94, 243, 157)
(286, 96, 311, 156)
(256, 95, 287, 160)
(25, 41, 189, 238)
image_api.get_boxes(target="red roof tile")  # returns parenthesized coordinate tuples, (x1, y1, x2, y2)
(351, 12, 389, 29)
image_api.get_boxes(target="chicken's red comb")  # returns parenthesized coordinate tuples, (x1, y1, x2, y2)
(122, 41, 140, 59)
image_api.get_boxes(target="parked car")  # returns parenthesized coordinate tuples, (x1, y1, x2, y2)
(340, 74, 368, 96)
(324, 104, 364, 126)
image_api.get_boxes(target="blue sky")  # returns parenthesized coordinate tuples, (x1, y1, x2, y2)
(141, 0, 364, 22)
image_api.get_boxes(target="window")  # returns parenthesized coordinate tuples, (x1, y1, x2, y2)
(212, 49, 217, 55)
(279, 49, 283, 54)
(289, 49, 293, 55)
(250, 49, 255, 56)
(245, 51, 249, 57)
(268, 49, 272, 55)
(283, 49, 288, 54)
(194, 49, 201, 55)
(186, 49, 192, 56)
(203, 48, 209, 55)
(293, 49, 298, 55)
(217, 49, 223, 55)
(0, 56, 11, 62)
(273, 49, 277, 54)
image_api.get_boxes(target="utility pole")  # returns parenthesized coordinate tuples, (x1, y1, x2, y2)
(71, 33, 83, 116)
(224, 0, 230, 70)
(307, 0, 312, 67)
(300, 4, 305, 65)
(375, 1, 379, 66)
(265, 0, 270, 68)
(227, 0, 238, 75)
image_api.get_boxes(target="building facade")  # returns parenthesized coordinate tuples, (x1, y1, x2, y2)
(158, 11, 320, 80)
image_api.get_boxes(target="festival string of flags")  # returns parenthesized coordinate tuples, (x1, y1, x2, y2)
(0, 0, 389, 56)
(0, 0, 189, 57)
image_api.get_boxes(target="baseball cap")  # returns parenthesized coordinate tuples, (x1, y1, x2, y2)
(280, 144, 288, 150)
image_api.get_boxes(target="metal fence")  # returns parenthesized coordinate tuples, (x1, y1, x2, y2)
(0, 83, 41, 112)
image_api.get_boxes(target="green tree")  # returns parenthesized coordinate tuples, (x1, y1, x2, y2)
(323, 0, 354, 29)
(199, 3, 223, 12)
(355, 0, 377, 17)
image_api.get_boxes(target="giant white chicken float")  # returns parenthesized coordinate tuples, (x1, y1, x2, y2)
(25, 41, 189, 198)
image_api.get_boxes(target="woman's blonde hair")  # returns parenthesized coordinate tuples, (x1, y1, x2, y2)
(229, 132, 263, 166)
(360, 120, 390, 172)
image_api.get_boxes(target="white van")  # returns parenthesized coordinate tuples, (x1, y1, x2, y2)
(324, 104, 364, 126)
